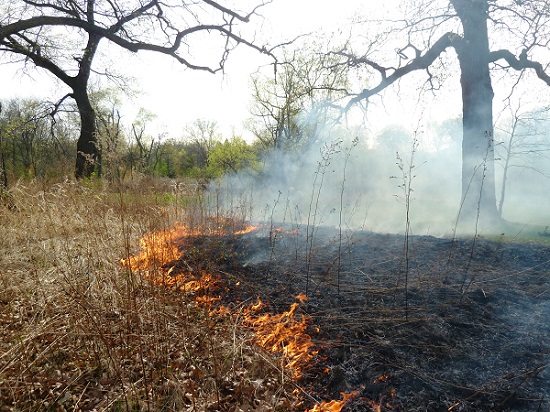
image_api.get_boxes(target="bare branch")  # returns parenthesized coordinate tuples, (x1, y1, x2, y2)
(3, 33, 75, 86)
(0, 15, 275, 73)
(489, 49, 550, 86)
(344, 32, 460, 111)
(201, 0, 271, 23)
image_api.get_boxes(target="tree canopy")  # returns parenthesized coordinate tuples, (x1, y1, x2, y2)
(0, 0, 274, 178)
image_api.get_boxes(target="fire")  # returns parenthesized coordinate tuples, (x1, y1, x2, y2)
(121, 220, 257, 275)
(121, 221, 381, 410)
(243, 296, 317, 380)
(233, 224, 259, 235)
(121, 224, 187, 272)
(120, 223, 227, 302)
(373, 375, 389, 383)
(306, 391, 359, 412)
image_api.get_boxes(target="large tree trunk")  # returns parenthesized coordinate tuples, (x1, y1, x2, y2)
(73, 31, 101, 180)
(452, 0, 500, 229)
(0, 103, 7, 189)
(74, 88, 98, 179)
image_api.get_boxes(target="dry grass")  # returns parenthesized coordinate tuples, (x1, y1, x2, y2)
(0, 179, 298, 412)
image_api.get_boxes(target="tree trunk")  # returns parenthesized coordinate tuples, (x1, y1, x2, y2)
(73, 85, 98, 179)
(452, 0, 500, 229)
(0, 103, 8, 189)
(498, 128, 515, 218)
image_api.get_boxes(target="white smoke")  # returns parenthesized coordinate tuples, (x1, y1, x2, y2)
(212, 111, 550, 237)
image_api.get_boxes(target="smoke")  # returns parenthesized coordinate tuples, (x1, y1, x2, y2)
(212, 112, 550, 236)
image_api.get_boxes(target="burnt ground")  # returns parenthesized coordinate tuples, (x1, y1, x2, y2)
(182, 224, 550, 412)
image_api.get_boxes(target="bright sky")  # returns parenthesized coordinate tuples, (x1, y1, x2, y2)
(1, 0, 458, 140)
(116, 0, 372, 139)
(1, 0, 374, 139)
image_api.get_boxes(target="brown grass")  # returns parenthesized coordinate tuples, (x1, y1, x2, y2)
(0, 179, 298, 411)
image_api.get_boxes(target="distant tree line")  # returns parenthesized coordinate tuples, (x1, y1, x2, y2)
(0, 97, 261, 187)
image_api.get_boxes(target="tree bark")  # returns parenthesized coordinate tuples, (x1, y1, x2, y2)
(74, 85, 98, 179)
(0, 103, 7, 189)
(452, 0, 500, 229)
(73, 28, 101, 179)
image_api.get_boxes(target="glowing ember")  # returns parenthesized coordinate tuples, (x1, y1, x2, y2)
(373, 375, 389, 384)
(306, 391, 359, 412)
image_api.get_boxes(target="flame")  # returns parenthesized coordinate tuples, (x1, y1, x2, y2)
(121, 221, 384, 410)
(306, 391, 359, 412)
(121, 220, 258, 272)
(121, 223, 228, 305)
(121, 224, 187, 272)
(243, 295, 317, 380)
(233, 224, 259, 235)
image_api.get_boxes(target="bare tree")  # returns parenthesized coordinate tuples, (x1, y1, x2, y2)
(93, 91, 125, 181)
(182, 119, 221, 169)
(495, 103, 550, 217)
(249, 45, 348, 151)
(0, 0, 274, 178)
(0, 98, 54, 178)
(327, 0, 550, 229)
(129, 109, 159, 175)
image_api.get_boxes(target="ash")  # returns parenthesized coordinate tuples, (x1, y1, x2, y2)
(201, 225, 550, 411)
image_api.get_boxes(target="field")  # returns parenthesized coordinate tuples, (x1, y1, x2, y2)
(0, 180, 302, 411)
(1, 179, 549, 412)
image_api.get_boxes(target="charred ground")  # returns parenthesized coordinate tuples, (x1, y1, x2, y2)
(176, 224, 550, 412)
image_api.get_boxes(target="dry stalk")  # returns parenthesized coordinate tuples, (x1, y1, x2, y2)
(0, 179, 298, 411)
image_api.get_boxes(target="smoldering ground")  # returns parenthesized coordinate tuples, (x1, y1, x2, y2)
(196, 114, 550, 410)
(187, 212, 550, 411)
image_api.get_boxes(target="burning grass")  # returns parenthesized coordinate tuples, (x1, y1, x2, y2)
(119, 220, 356, 410)
(0, 180, 301, 411)
(9, 178, 543, 411)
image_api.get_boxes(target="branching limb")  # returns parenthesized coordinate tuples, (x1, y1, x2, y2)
(343, 31, 460, 112)
(0, 16, 276, 73)
(489, 49, 550, 86)
(202, 0, 272, 23)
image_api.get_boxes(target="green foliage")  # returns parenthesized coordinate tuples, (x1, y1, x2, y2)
(206, 137, 260, 178)
(0, 98, 76, 183)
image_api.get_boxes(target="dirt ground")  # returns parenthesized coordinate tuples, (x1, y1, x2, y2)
(183, 224, 550, 412)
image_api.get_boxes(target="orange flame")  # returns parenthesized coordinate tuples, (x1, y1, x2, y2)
(121, 220, 258, 273)
(306, 391, 359, 412)
(233, 224, 259, 235)
(121, 225, 186, 272)
(121, 224, 226, 303)
(243, 295, 317, 380)
(121, 221, 382, 410)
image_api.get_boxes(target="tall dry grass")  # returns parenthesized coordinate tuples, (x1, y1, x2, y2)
(0, 179, 297, 411)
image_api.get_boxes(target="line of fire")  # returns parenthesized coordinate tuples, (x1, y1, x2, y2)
(121, 216, 550, 411)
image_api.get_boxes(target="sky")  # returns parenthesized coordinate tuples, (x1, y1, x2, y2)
(1, 0, 438, 141)
(2, 0, 550, 230)
(1, 0, 375, 140)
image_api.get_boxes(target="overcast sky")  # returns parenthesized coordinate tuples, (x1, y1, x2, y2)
(0, 0, 467, 141)
(5, 0, 543, 142)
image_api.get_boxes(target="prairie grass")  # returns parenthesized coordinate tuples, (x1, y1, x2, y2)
(0, 179, 298, 411)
